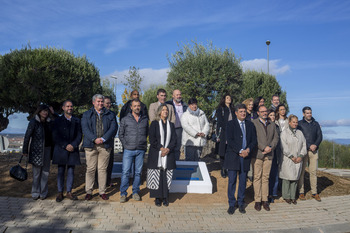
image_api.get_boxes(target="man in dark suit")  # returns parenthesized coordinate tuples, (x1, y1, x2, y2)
(224, 103, 257, 215)
(52, 100, 82, 202)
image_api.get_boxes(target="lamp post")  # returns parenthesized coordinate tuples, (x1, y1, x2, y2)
(266, 40, 270, 74)
(111, 75, 118, 102)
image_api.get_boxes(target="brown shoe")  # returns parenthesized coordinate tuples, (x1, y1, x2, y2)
(66, 192, 78, 200)
(284, 199, 292, 204)
(56, 192, 64, 202)
(312, 194, 321, 202)
(299, 193, 306, 201)
(262, 201, 270, 211)
(254, 202, 261, 211)
(85, 194, 92, 201)
(291, 199, 297, 205)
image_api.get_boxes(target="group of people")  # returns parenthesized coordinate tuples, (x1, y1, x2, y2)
(216, 94, 322, 215)
(22, 89, 322, 213)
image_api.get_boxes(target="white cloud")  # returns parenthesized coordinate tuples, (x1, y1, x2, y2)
(320, 119, 350, 127)
(104, 68, 169, 90)
(241, 59, 290, 75)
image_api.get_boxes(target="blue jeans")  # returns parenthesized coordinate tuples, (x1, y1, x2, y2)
(269, 154, 279, 197)
(57, 165, 75, 193)
(120, 149, 145, 196)
(227, 157, 247, 207)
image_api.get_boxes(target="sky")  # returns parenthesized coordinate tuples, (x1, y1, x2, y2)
(1, 0, 350, 141)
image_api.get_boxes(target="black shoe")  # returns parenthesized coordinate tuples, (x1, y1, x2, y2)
(163, 198, 169, 207)
(155, 198, 162, 207)
(85, 194, 93, 201)
(239, 205, 246, 214)
(227, 206, 235, 215)
(221, 168, 227, 178)
(56, 192, 64, 202)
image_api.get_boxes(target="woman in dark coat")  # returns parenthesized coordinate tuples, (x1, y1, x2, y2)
(23, 104, 54, 200)
(147, 104, 177, 207)
(52, 100, 82, 202)
(216, 94, 235, 178)
(267, 109, 281, 203)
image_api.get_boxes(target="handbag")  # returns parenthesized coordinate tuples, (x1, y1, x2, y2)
(10, 155, 28, 181)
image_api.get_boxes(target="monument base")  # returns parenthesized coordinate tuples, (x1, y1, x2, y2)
(111, 161, 213, 194)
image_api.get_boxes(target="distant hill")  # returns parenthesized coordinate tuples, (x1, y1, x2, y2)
(0, 133, 25, 138)
(332, 139, 350, 145)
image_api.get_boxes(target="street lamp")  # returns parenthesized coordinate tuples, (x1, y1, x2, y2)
(111, 75, 118, 102)
(266, 40, 270, 74)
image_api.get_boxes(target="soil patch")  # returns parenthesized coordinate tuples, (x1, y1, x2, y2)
(1, 152, 349, 204)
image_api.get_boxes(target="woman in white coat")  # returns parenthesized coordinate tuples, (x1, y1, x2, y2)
(181, 98, 210, 161)
(279, 115, 307, 205)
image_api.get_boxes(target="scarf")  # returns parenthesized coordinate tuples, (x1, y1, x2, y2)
(158, 120, 171, 169)
(289, 125, 297, 136)
(188, 107, 200, 116)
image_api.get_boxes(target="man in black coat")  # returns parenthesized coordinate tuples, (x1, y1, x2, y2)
(224, 104, 257, 215)
(52, 100, 82, 202)
(297, 106, 323, 202)
(119, 90, 148, 121)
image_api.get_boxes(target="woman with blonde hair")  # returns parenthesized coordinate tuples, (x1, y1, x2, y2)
(147, 104, 177, 207)
(242, 98, 255, 121)
(279, 114, 307, 205)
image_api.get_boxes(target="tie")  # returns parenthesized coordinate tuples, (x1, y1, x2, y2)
(241, 121, 247, 149)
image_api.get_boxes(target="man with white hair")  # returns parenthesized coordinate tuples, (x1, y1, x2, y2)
(81, 94, 118, 201)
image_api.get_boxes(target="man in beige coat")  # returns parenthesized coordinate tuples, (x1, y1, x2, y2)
(149, 89, 175, 123)
(252, 105, 279, 211)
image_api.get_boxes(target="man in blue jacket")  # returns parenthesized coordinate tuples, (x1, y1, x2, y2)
(119, 99, 149, 203)
(298, 106, 323, 202)
(81, 94, 118, 201)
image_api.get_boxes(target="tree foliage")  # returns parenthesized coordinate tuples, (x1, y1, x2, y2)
(0, 45, 102, 131)
(242, 70, 288, 111)
(101, 79, 118, 115)
(319, 140, 350, 168)
(123, 66, 143, 94)
(167, 41, 243, 119)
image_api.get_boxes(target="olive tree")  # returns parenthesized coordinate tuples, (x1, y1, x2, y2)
(167, 41, 243, 119)
(0, 46, 102, 131)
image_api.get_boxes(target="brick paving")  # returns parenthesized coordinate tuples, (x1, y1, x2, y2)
(0, 195, 350, 232)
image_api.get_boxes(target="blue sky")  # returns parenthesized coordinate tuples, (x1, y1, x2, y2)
(1, 0, 350, 141)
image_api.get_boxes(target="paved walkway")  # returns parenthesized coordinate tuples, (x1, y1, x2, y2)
(1, 195, 350, 232)
(319, 168, 350, 178)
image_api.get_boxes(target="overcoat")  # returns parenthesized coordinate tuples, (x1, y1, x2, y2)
(52, 115, 82, 165)
(147, 120, 177, 170)
(22, 115, 53, 166)
(181, 109, 210, 147)
(279, 127, 307, 180)
(216, 106, 236, 158)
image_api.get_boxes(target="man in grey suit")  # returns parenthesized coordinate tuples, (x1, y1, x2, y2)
(149, 89, 175, 124)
